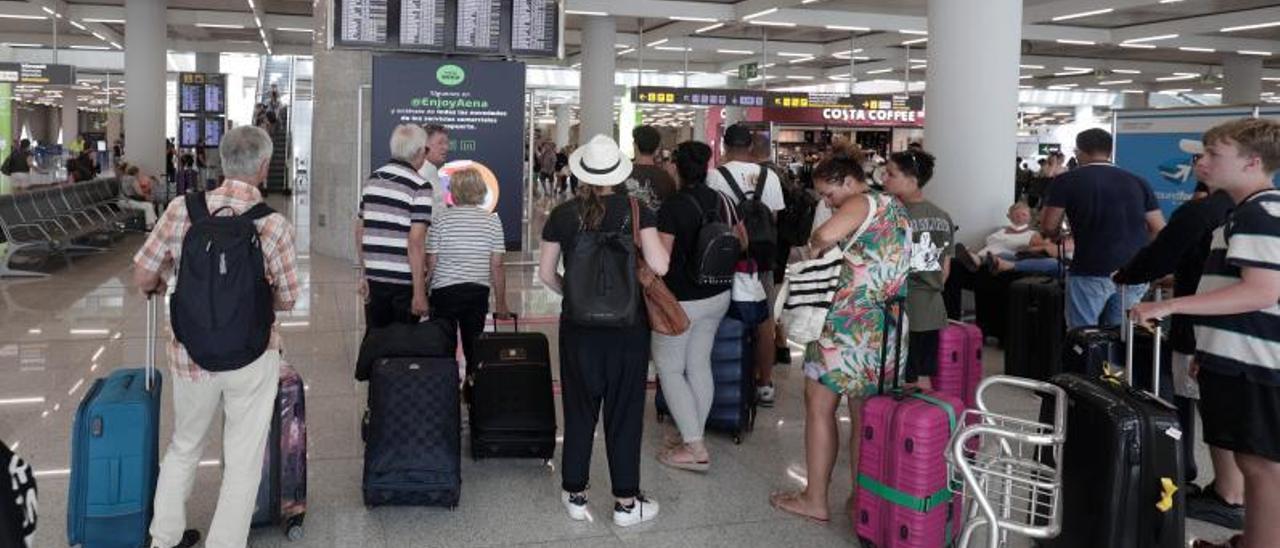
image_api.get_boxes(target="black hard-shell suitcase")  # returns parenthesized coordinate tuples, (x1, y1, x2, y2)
(1040, 321, 1185, 548)
(469, 314, 557, 460)
(655, 315, 756, 444)
(1062, 325, 1122, 378)
(1004, 276, 1065, 380)
(362, 357, 461, 507)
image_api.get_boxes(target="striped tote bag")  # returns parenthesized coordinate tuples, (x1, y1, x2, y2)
(775, 194, 874, 344)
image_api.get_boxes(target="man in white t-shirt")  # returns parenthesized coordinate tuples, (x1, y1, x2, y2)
(706, 124, 786, 407)
(417, 124, 450, 206)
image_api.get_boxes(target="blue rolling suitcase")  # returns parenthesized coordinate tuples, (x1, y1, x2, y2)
(68, 297, 163, 548)
(655, 315, 757, 444)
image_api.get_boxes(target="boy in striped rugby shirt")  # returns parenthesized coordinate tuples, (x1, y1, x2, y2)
(1133, 118, 1280, 548)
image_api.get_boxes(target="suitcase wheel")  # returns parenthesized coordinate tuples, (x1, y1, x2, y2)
(284, 515, 305, 541)
(732, 434, 742, 445)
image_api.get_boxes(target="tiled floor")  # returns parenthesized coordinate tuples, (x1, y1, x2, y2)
(0, 190, 1236, 547)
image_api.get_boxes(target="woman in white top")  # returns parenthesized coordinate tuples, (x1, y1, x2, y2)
(424, 167, 513, 376)
(955, 202, 1071, 276)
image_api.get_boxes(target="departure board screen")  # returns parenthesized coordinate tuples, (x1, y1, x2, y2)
(203, 75, 225, 114)
(511, 0, 557, 56)
(338, 0, 389, 45)
(454, 0, 503, 52)
(179, 81, 203, 114)
(203, 118, 224, 147)
(399, 0, 448, 49)
(179, 118, 202, 148)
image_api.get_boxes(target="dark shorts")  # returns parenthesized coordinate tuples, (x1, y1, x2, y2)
(1199, 368, 1280, 463)
(904, 329, 940, 383)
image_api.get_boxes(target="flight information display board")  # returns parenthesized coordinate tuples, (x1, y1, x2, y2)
(203, 118, 225, 147)
(179, 117, 202, 148)
(179, 73, 204, 114)
(510, 0, 557, 56)
(203, 74, 226, 114)
(331, 0, 560, 57)
(399, 0, 448, 49)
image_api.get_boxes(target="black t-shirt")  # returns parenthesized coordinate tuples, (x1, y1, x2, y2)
(630, 164, 677, 209)
(658, 184, 733, 302)
(542, 192, 657, 255)
(1, 442, 36, 547)
(1045, 163, 1159, 275)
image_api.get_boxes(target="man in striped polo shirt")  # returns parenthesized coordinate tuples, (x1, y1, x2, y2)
(356, 124, 434, 329)
(1133, 118, 1280, 548)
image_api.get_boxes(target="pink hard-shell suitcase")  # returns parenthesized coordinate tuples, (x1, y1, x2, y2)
(854, 300, 963, 548)
(934, 321, 982, 409)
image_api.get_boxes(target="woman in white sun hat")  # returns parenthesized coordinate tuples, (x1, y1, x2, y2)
(538, 134, 670, 527)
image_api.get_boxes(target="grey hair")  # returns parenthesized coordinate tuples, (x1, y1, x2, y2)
(390, 124, 428, 162)
(220, 125, 274, 179)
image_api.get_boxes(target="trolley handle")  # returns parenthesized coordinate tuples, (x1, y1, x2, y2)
(144, 293, 159, 392)
(491, 312, 519, 332)
(974, 375, 1069, 438)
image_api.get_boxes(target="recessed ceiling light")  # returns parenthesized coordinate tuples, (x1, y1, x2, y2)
(69, 45, 110, 50)
(647, 38, 669, 47)
(742, 7, 779, 20)
(83, 18, 124, 24)
(1052, 8, 1114, 22)
(1099, 79, 1133, 85)
(825, 25, 870, 32)
(1123, 34, 1178, 44)
(1239, 50, 1273, 56)
(1221, 21, 1280, 33)
(1118, 43, 1156, 49)
(1178, 46, 1215, 53)
(1056, 39, 1096, 46)
(695, 22, 724, 33)
(276, 27, 313, 33)
(717, 49, 754, 55)
(564, 10, 608, 16)
(1112, 69, 1142, 74)
(1020, 64, 1045, 70)
(899, 29, 928, 36)
(653, 46, 691, 52)
(750, 20, 796, 27)
(195, 23, 245, 29)
(668, 16, 718, 23)
(0, 14, 46, 21)
(902, 37, 928, 45)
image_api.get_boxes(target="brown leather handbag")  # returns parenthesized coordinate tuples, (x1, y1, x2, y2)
(631, 198, 690, 336)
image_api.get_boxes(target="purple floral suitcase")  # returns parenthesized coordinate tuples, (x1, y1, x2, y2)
(250, 361, 307, 540)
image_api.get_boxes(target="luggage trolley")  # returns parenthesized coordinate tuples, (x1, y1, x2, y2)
(946, 375, 1069, 548)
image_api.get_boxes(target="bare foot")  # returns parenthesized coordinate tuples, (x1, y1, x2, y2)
(769, 491, 830, 523)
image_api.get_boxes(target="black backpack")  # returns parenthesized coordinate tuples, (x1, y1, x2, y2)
(171, 193, 276, 371)
(562, 201, 640, 327)
(683, 192, 740, 287)
(718, 165, 778, 268)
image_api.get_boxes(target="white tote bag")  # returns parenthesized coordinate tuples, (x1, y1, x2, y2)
(775, 194, 876, 344)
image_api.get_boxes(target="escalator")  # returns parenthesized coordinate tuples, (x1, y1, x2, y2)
(258, 55, 295, 195)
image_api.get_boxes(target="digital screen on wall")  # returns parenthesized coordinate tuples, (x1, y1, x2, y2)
(510, 0, 558, 56)
(179, 117, 202, 148)
(331, 0, 561, 57)
(179, 81, 203, 114)
(203, 75, 226, 114)
(203, 118, 224, 147)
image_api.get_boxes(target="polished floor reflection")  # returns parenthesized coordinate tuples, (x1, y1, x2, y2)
(0, 189, 1235, 547)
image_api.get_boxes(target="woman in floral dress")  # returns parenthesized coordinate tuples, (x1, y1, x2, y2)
(770, 147, 912, 523)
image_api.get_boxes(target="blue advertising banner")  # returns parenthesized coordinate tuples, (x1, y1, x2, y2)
(372, 56, 526, 249)
(1114, 107, 1256, 218)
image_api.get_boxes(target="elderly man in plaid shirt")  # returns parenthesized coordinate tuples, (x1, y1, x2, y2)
(133, 125, 300, 548)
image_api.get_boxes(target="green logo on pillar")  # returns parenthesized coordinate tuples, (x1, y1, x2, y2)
(436, 64, 465, 86)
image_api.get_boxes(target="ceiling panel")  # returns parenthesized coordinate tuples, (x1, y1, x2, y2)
(1044, 0, 1280, 28)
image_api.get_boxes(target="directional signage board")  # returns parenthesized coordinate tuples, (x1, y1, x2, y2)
(631, 86, 923, 112)
(0, 63, 75, 85)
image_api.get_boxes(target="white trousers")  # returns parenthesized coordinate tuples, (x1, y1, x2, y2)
(149, 350, 280, 548)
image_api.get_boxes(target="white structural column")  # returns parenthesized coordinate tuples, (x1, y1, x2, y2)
(554, 104, 572, 147)
(693, 108, 707, 143)
(579, 16, 616, 142)
(1223, 55, 1263, 105)
(61, 90, 78, 145)
(924, 0, 1023, 246)
(195, 52, 220, 74)
(124, 0, 166, 174)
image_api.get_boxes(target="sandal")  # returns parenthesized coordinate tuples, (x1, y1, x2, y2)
(662, 431, 683, 450)
(658, 445, 710, 472)
(769, 491, 830, 524)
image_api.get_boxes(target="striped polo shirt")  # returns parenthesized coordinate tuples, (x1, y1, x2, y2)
(425, 205, 505, 290)
(359, 159, 433, 285)
(1194, 189, 1280, 385)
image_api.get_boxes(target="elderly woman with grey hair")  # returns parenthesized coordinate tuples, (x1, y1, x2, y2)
(424, 167, 513, 380)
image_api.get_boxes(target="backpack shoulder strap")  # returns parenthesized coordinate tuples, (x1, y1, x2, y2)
(682, 192, 706, 222)
(242, 202, 275, 221)
(753, 163, 770, 204)
(186, 192, 210, 222)
(717, 165, 748, 203)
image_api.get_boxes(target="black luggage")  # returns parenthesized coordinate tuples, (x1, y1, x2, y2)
(362, 357, 461, 507)
(1040, 320, 1185, 548)
(1062, 325, 1122, 378)
(468, 314, 557, 460)
(1004, 276, 1065, 380)
(655, 315, 756, 444)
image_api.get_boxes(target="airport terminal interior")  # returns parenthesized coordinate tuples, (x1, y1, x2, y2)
(3, 0, 1280, 546)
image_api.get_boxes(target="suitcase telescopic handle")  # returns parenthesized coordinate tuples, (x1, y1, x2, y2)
(1126, 317, 1163, 396)
(145, 293, 158, 392)
(492, 312, 520, 333)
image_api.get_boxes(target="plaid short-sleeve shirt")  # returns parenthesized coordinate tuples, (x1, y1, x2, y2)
(132, 179, 300, 382)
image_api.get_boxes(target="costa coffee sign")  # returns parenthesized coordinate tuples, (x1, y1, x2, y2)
(762, 106, 926, 128)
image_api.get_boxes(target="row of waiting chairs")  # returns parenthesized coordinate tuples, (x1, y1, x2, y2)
(0, 178, 143, 278)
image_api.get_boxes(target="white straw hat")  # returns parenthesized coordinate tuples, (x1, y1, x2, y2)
(569, 134, 633, 187)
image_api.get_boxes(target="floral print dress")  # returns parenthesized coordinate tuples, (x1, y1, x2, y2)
(802, 191, 912, 396)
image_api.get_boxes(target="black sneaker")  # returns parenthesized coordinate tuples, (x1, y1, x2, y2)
(775, 346, 792, 365)
(147, 529, 201, 548)
(1188, 482, 1245, 531)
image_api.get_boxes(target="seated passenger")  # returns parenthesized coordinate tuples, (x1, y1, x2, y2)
(954, 202, 1040, 268)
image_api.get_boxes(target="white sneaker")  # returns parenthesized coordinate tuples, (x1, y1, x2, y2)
(613, 494, 659, 527)
(757, 384, 776, 408)
(562, 491, 589, 521)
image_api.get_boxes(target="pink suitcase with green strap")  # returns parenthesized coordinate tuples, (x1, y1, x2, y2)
(854, 299, 963, 548)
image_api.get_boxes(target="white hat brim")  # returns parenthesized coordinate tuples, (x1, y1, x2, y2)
(569, 145, 633, 187)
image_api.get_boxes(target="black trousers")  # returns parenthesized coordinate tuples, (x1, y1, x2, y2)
(559, 322, 650, 498)
(1176, 396, 1198, 483)
(429, 283, 490, 375)
(365, 281, 418, 331)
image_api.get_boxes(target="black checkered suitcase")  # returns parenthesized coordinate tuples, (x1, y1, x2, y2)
(362, 356, 461, 508)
